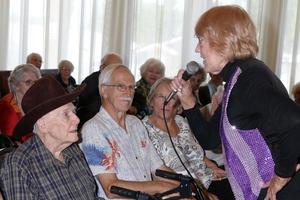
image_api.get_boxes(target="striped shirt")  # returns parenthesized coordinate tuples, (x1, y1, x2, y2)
(0, 134, 97, 200)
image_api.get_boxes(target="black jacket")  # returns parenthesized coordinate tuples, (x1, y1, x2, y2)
(184, 58, 300, 179)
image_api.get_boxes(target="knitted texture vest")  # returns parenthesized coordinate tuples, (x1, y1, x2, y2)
(220, 67, 275, 200)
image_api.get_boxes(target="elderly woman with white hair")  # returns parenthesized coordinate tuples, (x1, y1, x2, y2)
(0, 64, 41, 142)
(130, 58, 165, 119)
(55, 60, 77, 93)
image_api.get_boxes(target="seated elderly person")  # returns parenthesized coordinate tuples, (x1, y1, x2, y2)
(142, 77, 234, 200)
(0, 76, 97, 199)
(130, 58, 165, 119)
(55, 60, 77, 93)
(26, 52, 43, 69)
(0, 64, 41, 142)
(80, 64, 179, 199)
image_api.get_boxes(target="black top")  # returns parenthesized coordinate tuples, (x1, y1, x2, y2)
(184, 58, 300, 178)
(198, 85, 211, 106)
(55, 74, 77, 93)
(76, 71, 101, 128)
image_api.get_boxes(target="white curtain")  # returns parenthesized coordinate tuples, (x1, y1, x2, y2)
(0, 0, 300, 94)
(0, 0, 107, 82)
(0, 0, 10, 69)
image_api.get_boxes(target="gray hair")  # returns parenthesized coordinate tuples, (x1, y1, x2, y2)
(100, 53, 122, 67)
(140, 58, 165, 77)
(8, 64, 42, 93)
(58, 60, 74, 72)
(98, 63, 133, 87)
(147, 77, 173, 106)
(26, 52, 42, 63)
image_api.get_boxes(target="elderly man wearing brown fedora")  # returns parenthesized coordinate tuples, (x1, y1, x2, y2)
(0, 76, 98, 199)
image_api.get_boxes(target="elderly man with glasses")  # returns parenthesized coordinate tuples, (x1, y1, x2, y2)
(80, 64, 178, 199)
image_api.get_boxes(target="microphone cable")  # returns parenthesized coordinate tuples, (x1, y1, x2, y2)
(162, 103, 205, 200)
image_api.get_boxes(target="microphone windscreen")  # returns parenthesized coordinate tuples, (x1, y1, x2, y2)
(182, 61, 200, 81)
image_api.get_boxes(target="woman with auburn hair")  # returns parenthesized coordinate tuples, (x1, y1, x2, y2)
(170, 5, 300, 200)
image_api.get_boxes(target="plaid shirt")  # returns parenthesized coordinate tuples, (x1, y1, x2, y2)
(0, 134, 97, 200)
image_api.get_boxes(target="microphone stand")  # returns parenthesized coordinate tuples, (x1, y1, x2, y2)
(110, 186, 160, 200)
(154, 178, 193, 200)
(162, 103, 205, 200)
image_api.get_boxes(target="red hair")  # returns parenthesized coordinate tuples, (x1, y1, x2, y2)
(195, 5, 258, 61)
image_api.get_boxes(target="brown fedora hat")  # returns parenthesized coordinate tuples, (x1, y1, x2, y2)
(13, 75, 85, 139)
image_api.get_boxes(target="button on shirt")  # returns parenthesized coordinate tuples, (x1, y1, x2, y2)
(80, 107, 163, 199)
(0, 134, 97, 200)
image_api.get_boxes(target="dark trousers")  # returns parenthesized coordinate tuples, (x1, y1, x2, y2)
(208, 178, 235, 200)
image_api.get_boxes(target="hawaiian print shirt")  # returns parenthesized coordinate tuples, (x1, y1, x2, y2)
(80, 107, 163, 199)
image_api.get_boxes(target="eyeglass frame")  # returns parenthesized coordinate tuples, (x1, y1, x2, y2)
(102, 83, 136, 93)
(154, 94, 178, 103)
(21, 79, 37, 87)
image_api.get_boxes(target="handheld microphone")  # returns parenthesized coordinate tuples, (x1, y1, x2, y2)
(164, 61, 200, 105)
(155, 169, 192, 182)
(110, 186, 153, 200)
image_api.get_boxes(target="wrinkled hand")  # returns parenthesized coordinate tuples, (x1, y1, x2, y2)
(263, 164, 299, 200)
(170, 69, 195, 109)
(207, 192, 219, 200)
(210, 95, 220, 116)
(263, 175, 290, 200)
(212, 167, 227, 181)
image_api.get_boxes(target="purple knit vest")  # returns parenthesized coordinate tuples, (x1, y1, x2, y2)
(220, 67, 275, 200)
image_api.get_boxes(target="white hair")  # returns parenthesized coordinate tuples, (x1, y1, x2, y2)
(140, 58, 165, 77)
(8, 64, 42, 93)
(58, 60, 74, 72)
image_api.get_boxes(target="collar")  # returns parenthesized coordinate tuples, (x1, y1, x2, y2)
(219, 58, 254, 84)
(33, 134, 74, 166)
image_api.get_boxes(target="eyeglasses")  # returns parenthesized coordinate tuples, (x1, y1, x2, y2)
(22, 79, 37, 87)
(103, 84, 136, 92)
(155, 94, 178, 102)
